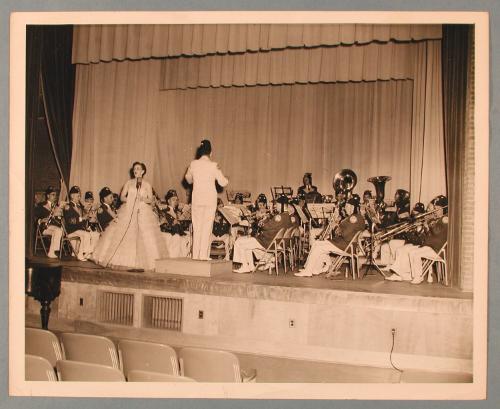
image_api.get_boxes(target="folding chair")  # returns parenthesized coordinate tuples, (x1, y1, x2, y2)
(127, 370, 195, 382)
(252, 228, 286, 275)
(25, 327, 64, 368)
(421, 242, 448, 285)
(34, 220, 51, 256)
(282, 226, 297, 273)
(60, 333, 120, 369)
(25, 354, 58, 381)
(56, 360, 125, 382)
(327, 231, 362, 280)
(118, 339, 180, 378)
(178, 347, 256, 383)
(59, 221, 81, 259)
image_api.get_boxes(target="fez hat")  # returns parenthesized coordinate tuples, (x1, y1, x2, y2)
(99, 187, 113, 201)
(69, 186, 80, 195)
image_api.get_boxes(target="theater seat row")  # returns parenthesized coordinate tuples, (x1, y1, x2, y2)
(25, 328, 257, 382)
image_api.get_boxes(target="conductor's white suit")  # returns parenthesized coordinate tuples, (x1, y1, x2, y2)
(185, 156, 229, 259)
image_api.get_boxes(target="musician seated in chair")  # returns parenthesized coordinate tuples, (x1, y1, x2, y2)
(384, 195, 448, 284)
(210, 198, 232, 260)
(63, 186, 93, 261)
(295, 196, 365, 277)
(97, 187, 117, 231)
(160, 189, 191, 258)
(34, 186, 63, 259)
(232, 197, 297, 274)
(297, 172, 318, 196)
(83, 191, 101, 253)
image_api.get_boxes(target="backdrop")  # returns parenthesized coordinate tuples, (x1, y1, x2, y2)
(70, 24, 446, 206)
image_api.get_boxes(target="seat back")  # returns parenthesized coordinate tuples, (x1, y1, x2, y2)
(25, 328, 63, 367)
(34, 220, 50, 255)
(118, 339, 179, 377)
(56, 360, 125, 382)
(25, 354, 58, 381)
(282, 226, 295, 239)
(60, 333, 119, 369)
(127, 370, 195, 382)
(178, 347, 242, 382)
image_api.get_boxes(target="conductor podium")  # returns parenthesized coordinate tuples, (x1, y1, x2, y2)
(155, 258, 232, 277)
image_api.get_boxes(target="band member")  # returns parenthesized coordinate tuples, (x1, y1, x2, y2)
(297, 172, 317, 196)
(63, 186, 92, 261)
(97, 187, 117, 231)
(294, 196, 365, 277)
(232, 198, 297, 274)
(112, 193, 122, 211)
(185, 139, 229, 260)
(384, 195, 448, 284)
(411, 202, 425, 217)
(160, 189, 190, 258)
(233, 193, 244, 205)
(34, 186, 63, 258)
(211, 198, 232, 260)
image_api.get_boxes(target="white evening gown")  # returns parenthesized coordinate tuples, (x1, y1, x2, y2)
(92, 179, 169, 271)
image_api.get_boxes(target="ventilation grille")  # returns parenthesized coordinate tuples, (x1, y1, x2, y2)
(143, 295, 183, 331)
(98, 291, 134, 326)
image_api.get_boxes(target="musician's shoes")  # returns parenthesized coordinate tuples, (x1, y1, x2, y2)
(380, 265, 392, 271)
(233, 266, 252, 274)
(294, 270, 313, 277)
(77, 255, 88, 262)
(47, 252, 58, 259)
(410, 277, 424, 285)
(385, 274, 403, 282)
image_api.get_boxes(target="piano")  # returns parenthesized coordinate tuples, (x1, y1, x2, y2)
(25, 260, 62, 329)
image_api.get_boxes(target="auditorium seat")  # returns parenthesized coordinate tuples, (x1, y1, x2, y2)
(127, 370, 195, 382)
(25, 354, 58, 381)
(60, 333, 120, 369)
(25, 328, 63, 367)
(178, 347, 257, 382)
(56, 360, 125, 382)
(118, 339, 180, 378)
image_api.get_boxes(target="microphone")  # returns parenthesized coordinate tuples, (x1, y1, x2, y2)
(136, 177, 142, 190)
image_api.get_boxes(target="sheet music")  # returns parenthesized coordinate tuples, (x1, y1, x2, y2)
(306, 203, 336, 219)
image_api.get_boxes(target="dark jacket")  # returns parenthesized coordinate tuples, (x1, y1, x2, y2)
(330, 213, 365, 251)
(63, 201, 87, 234)
(256, 212, 296, 248)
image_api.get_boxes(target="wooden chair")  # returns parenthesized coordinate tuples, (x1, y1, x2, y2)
(118, 339, 180, 379)
(178, 347, 256, 383)
(421, 242, 448, 285)
(127, 370, 195, 382)
(252, 228, 286, 275)
(25, 354, 58, 381)
(60, 333, 120, 369)
(56, 360, 125, 382)
(25, 328, 64, 368)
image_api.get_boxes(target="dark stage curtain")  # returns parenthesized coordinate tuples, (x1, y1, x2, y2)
(25, 26, 75, 256)
(442, 25, 473, 288)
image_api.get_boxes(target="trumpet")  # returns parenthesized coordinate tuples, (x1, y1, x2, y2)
(45, 202, 64, 227)
(84, 204, 103, 232)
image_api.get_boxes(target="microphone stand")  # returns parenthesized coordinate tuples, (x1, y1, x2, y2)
(128, 177, 145, 273)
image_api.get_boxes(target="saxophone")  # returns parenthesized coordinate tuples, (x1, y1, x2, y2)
(318, 207, 341, 240)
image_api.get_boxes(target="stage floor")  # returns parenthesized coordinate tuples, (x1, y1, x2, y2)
(27, 255, 471, 300)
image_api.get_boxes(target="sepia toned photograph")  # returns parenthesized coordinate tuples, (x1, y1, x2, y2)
(9, 11, 489, 400)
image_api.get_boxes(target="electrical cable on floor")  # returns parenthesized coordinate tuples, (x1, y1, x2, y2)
(390, 329, 403, 373)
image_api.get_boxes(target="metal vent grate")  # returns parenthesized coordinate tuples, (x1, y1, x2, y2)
(98, 291, 134, 326)
(143, 295, 183, 331)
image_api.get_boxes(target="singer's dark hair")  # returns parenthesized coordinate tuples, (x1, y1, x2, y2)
(196, 139, 212, 159)
(130, 161, 147, 178)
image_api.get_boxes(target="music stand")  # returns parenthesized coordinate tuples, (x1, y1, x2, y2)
(271, 186, 293, 202)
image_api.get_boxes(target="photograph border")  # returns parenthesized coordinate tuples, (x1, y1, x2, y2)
(8, 8, 490, 402)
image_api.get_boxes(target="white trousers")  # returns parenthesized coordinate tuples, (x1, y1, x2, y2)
(408, 246, 438, 282)
(303, 240, 344, 275)
(89, 231, 100, 254)
(67, 230, 91, 259)
(232, 236, 265, 268)
(42, 225, 62, 255)
(191, 204, 216, 260)
(380, 239, 406, 265)
(389, 243, 417, 280)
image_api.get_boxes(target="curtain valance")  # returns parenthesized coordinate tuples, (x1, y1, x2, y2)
(72, 24, 442, 64)
(160, 41, 420, 89)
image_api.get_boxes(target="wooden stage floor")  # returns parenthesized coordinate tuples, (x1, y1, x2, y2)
(28, 255, 471, 300)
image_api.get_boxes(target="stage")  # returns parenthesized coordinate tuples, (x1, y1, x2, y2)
(25, 256, 473, 376)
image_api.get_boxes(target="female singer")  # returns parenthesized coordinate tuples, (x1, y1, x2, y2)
(91, 162, 169, 271)
(185, 140, 229, 260)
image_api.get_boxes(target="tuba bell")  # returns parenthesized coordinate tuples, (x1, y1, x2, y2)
(333, 169, 357, 197)
(367, 176, 391, 209)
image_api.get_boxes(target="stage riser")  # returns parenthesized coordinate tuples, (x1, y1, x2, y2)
(26, 280, 472, 373)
